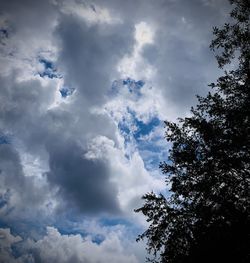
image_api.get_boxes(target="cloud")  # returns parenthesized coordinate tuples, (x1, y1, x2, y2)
(45, 138, 120, 214)
(98, 0, 230, 119)
(55, 11, 133, 105)
(117, 21, 156, 81)
(0, 0, 230, 220)
(0, 0, 232, 261)
(84, 135, 164, 222)
(27, 226, 139, 263)
(0, 228, 24, 263)
(56, 0, 121, 25)
(0, 226, 142, 263)
(0, 143, 54, 225)
(0, 0, 131, 217)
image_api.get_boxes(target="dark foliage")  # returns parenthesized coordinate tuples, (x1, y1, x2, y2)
(135, 1, 250, 262)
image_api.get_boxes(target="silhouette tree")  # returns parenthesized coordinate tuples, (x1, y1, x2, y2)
(135, 1, 250, 262)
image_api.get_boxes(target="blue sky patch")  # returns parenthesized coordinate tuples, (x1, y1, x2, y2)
(59, 87, 75, 98)
(116, 106, 164, 168)
(116, 106, 167, 170)
(99, 217, 133, 227)
(109, 78, 145, 97)
(0, 134, 11, 144)
(118, 107, 160, 140)
(0, 28, 8, 39)
(134, 116, 160, 140)
(118, 121, 130, 136)
(117, 107, 161, 140)
(139, 145, 166, 171)
(92, 234, 105, 244)
(38, 58, 59, 79)
(123, 78, 144, 96)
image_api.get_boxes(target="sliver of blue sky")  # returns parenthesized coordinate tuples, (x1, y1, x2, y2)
(107, 78, 166, 171)
(123, 78, 144, 96)
(133, 116, 167, 171)
(118, 108, 160, 142)
(38, 58, 60, 79)
(0, 134, 11, 144)
(138, 140, 167, 171)
(133, 116, 160, 140)
(55, 224, 87, 238)
(91, 234, 105, 245)
(109, 78, 144, 98)
(116, 105, 165, 170)
(0, 28, 8, 39)
(99, 217, 133, 228)
(59, 87, 75, 98)
(0, 189, 11, 209)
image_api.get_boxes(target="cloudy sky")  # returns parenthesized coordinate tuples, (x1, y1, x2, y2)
(0, 0, 231, 262)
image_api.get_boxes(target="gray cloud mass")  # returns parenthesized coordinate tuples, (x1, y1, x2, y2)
(45, 138, 120, 214)
(0, 0, 231, 262)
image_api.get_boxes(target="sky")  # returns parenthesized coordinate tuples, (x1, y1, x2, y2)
(0, 0, 231, 262)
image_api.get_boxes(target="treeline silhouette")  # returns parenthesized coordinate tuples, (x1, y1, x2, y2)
(135, 0, 250, 262)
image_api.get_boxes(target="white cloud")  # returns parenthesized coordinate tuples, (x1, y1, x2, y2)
(0, 228, 25, 263)
(85, 134, 164, 222)
(135, 22, 154, 47)
(117, 21, 156, 80)
(0, 228, 22, 249)
(56, 0, 121, 25)
(0, 226, 143, 263)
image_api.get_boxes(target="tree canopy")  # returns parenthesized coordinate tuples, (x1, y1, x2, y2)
(135, 1, 250, 262)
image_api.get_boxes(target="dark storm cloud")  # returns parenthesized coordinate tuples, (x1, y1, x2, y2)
(55, 14, 134, 105)
(45, 138, 120, 214)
